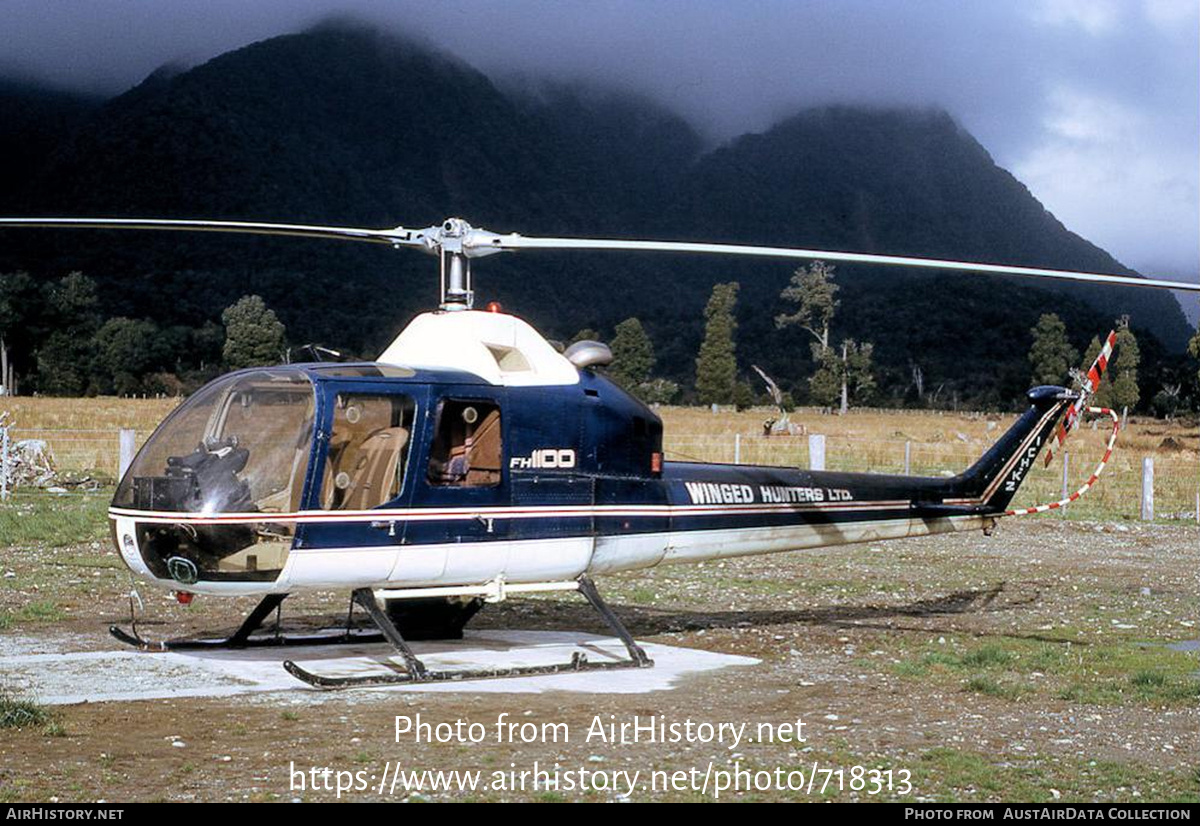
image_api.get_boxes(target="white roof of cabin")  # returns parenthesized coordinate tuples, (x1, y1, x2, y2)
(376, 310, 580, 387)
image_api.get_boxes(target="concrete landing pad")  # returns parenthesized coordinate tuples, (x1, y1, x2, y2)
(0, 631, 758, 704)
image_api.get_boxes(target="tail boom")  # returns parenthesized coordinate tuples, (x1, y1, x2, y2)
(649, 386, 1073, 567)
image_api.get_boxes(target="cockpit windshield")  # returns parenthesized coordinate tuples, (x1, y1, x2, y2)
(113, 369, 316, 514)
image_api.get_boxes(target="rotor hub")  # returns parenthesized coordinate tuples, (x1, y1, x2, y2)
(412, 218, 512, 310)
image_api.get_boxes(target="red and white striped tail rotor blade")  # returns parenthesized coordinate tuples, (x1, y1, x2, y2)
(1044, 329, 1118, 467)
(1084, 330, 1118, 393)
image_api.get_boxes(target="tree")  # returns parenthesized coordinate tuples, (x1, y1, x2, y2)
(1151, 384, 1182, 420)
(37, 332, 93, 396)
(1028, 312, 1077, 386)
(1188, 313, 1200, 390)
(222, 295, 286, 369)
(695, 282, 740, 405)
(569, 328, 601, 345)
(95, 317, 164, 395)
(637, 378, 679, 405)
(609, 317, 655, 388)
(733, 380, 756, 411)
(775, 261, 838, 353)
(37, 273, 101, 395)
(1082, 324, 1140, 413)
(812, 339, 876, 413)
(776, 261, 873, 413)
(1108, 325, 1140, 413)
(843, 340, 877, 410)
(0, 272, 40, 394)
(45, 272, 100, 330)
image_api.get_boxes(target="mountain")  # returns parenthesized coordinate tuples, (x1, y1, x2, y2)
(0, 78, 103, 213)
(0, 21, 1191, 407)
(657, 107, 1194, 403)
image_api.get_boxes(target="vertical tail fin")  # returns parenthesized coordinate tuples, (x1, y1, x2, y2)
(954, 386, 1073, 513)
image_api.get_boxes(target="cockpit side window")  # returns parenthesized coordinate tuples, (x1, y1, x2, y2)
(111, 369, 316, 583)
(113, 370, 316, 515)
(427, 399, 502, 488)
(322, 393, 416, 510)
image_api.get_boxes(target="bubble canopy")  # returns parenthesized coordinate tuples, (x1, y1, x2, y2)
(113, 369, 316, 515)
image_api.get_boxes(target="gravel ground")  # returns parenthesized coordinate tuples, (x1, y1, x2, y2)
(0, 518, 1196, 802)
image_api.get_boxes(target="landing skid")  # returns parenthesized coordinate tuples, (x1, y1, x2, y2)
(108, 593, 385, 652)
(283, 576, 653, 689)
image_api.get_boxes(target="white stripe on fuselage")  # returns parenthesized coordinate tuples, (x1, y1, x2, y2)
(108, 498, 910, 526)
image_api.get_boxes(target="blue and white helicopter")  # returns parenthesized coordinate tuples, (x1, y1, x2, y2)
(2, 215, 1196, 688)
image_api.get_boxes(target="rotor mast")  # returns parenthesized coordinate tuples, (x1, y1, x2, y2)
(420, 218, 508, 310)
(436, 218, 474, 310)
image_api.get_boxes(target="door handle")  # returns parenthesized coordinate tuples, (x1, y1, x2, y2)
(370, 520, 397, 537)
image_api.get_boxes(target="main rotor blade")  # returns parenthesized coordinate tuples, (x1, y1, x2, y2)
(0, 217, 427, 248)
(4, 216, 1196, 294)
(490, 234, 1200, 293)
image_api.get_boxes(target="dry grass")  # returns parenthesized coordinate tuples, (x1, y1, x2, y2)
(2, 396, 179, 479)
(1, 395, 178, 432)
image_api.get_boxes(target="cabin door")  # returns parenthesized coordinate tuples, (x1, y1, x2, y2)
(405, 392, 511, 584)
(292, 385, 421, 587)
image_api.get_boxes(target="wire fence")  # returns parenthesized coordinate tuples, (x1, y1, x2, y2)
(0, 425, 1197, 523)
(7, 428, 143, 473)
(0, 427, 150, 499)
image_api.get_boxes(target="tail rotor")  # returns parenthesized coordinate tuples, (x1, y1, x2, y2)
(1044, 329, 1117, 467)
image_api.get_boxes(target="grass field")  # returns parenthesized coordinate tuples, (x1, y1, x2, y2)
(3, 397, 1197, 523)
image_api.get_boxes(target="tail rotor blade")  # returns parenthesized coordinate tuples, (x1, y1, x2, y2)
(1045, 329, 1119, 467)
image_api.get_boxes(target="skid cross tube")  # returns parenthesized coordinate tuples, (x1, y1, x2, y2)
(109, 592, 385, 651)
(283, 575, 652, 689)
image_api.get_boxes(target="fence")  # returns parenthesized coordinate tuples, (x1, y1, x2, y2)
(0, 426, 149, 500)
(0, 424, 1197, 522)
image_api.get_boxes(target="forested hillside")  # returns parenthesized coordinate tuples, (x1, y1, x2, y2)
(0, 21, 1193, 409)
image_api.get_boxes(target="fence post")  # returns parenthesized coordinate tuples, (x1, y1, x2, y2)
(118, 429, 136, 482)
(904, 441, 911, 476)
(1, 423, 8, 501)
(734, 433, 741, 465)
(809, 434, 826, 471)
(1140, 457, 1154, 522)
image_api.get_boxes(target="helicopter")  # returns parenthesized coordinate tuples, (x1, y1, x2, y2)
(1, 215, 1196, 689)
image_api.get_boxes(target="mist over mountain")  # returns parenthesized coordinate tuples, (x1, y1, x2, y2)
(0, 22, 1191, 407)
